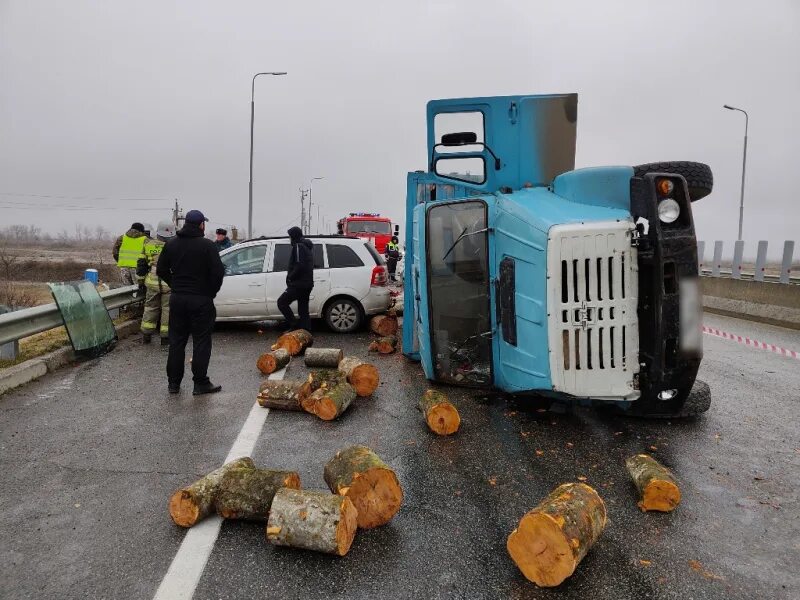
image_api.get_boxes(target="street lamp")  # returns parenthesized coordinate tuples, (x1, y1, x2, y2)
(308, 177, 324, 234)
(724, 104, 748, 241)
(248, 71, 287, 239)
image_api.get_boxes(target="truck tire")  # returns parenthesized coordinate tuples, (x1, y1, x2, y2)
(633, 161, 713, 202)
(624, 379, 711, 419)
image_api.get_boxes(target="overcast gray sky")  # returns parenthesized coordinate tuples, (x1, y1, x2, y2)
(1, 0, 798, 254)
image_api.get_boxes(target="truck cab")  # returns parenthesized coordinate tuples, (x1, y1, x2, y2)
(402, 94, 711, 417)
(337, 213, 398, 253)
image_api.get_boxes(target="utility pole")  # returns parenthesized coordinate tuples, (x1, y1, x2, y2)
(308, 177, 324, 235)
(299, 188, 309, 233)
(724, 104, 749, 241)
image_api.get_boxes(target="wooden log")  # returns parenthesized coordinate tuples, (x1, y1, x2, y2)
(419, 389, 460, 435)
(169, 457, 254, 528)
(271, 329, 313, 356)
(625, 454, 681, 512)
(266, 488, 358, 556)
(302, 382, 357, 421)
(215, 463, 301, 521)
(368, 335, 398, 354)
(338, 357, 379, 397)
(507, 482, 607, 587)
(304, 347, 343, 368)
(304, 369, 345, 394)
(256, 348, 290, 375)
(370, 314, 398, 337)
(257, 380, 308, 411)
(324, 445, 403, 529)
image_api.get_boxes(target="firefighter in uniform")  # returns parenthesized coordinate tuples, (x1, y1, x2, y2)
(137, 221, 177, 345)
(113, 222, 149, 285)
(384, 235, 401, 282)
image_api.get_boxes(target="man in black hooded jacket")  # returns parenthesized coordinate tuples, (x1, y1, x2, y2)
(277, 226, 314, 331)
(156, 210, 225, 395)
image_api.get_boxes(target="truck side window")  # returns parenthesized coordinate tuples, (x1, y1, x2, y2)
(327, 244, 364, 268)
(497, 257, 517, 346)
(273, 243, 324, 271)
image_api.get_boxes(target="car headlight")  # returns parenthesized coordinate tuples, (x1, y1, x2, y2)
(658, 198, 680, 223)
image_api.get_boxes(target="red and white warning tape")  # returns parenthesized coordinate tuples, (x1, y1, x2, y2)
(702, 326, 800, 360)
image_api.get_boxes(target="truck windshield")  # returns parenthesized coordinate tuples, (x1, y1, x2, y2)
(426, 201, 491, 385)
(347, 220, 392, 234)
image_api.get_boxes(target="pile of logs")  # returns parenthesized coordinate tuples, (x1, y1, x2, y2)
(169, 446, 402, 557)
(368, 311, 399, 355)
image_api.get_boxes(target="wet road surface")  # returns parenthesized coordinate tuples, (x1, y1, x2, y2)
(0, 312, 797, 599)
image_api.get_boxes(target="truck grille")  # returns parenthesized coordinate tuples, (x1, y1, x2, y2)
(547, 221, 640, 399)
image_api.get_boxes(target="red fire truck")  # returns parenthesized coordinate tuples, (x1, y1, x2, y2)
(336, 213, 398, 253)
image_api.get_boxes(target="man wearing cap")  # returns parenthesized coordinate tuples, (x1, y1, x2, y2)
(112, 222, 149, 285)
(214, 228, 233, 252)
(156, 210, 225, 395)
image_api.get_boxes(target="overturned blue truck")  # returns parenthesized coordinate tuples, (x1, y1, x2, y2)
(402, 94, 712, 417)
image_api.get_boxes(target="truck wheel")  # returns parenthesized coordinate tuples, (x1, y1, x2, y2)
(624, 379, 711, 419)
(633, 161, 713, 201)
(324, 298, 363, 333)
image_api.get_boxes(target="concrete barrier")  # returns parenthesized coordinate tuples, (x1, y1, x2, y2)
(701, 277, 800, 330)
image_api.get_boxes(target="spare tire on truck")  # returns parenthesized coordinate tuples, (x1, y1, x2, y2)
(633, 161, 713, 202)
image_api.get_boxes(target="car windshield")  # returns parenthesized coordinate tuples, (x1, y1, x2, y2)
(346, 220, 391, 234)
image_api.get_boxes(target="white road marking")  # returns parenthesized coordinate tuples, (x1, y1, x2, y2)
(153, 367, 285, 600)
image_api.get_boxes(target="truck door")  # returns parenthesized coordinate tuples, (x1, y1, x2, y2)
(424, 200, 492, 386)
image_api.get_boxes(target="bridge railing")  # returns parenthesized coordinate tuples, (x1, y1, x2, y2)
(698, 240, 797, 284)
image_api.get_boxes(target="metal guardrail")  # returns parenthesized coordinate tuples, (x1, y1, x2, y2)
(698, 240, 796, 284)
(0, 285, 140, 347)
(699, 268, 800, 285)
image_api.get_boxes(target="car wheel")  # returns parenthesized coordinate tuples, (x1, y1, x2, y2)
(324, 298, 363, 333)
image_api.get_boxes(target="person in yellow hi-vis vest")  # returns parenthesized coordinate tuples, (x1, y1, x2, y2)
(136, 221, 176, 345)
(112, 222, 149, 285)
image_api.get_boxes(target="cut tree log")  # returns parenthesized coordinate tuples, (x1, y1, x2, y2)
(271, 329, 313, 356)
(368, 335, 398, 354)
(370, 314, 398, 337)
(324, 445, 403, 529)
(419, 389, 460, 435)
(303, 369, 345, 395)
(304, 348, 344, 368)
(338, 357, 379, 397)
(302, 382, 357, 421)
(625, 454, 681, 512)
(507, 482, 607, 587)
(256, 348, 290, 375)
(257, 380, 308, 411)
(266, 488, 358, 556)
(215, 463, 301, 521)
(169, 457, 254, 528)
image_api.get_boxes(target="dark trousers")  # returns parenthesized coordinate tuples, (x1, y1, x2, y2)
(277, 286, 312, 331)
(167, 293, 216, 386)
(387, 257, 398, 279)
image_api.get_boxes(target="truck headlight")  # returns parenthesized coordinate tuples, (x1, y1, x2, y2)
(658, 198, 680, 223)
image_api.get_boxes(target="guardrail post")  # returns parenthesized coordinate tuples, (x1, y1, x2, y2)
(0, 340, 19, 361)
(711, 241, 723, 277)
(732, 240, 744, 279)
(754, 241, 768, 282)
(780, 241, 795, 284)
(697, 241, 705, 271)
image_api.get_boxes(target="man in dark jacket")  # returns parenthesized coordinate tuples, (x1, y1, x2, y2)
(156, 210, 225, 395)
(214, 228, 233, 252)
(277, 226, 314, 331)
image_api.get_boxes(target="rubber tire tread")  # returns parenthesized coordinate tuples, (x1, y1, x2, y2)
(633, 161, 713, 201)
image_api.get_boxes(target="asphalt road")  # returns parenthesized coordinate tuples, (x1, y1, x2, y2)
(0, 313, 797, 599)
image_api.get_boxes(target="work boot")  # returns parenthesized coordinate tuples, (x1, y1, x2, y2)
(168, 382, 180, 394)
(142, 333, 152, 344)
(193, 381, 222, 396)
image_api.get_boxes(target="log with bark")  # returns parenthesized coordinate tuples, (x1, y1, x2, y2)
(302, 382, 357, 421)
(169, 457, 255, 528)
(507, 482, 607, 587)
(256, 348, 290, 375)
(338, 357, 379, 397)
(304, 347, 344, 368)
(266, 488, 358, 556)
(214, 463, 301, 521)
(369, 314, 398, 337)
(324, 445, 403, 529)
(257, 380, 309, 411)
(368, 335, 398, 355)
(271, 329, 313, 356)
(418, 389, 460, 435)
(625, 454, 681, 512)
(302, 369, 345, 395)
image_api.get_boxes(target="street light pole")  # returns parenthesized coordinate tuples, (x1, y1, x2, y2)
(249, 71, 287, 239)
(724, 104, 748, 241)
(308, 176, 324, 234)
